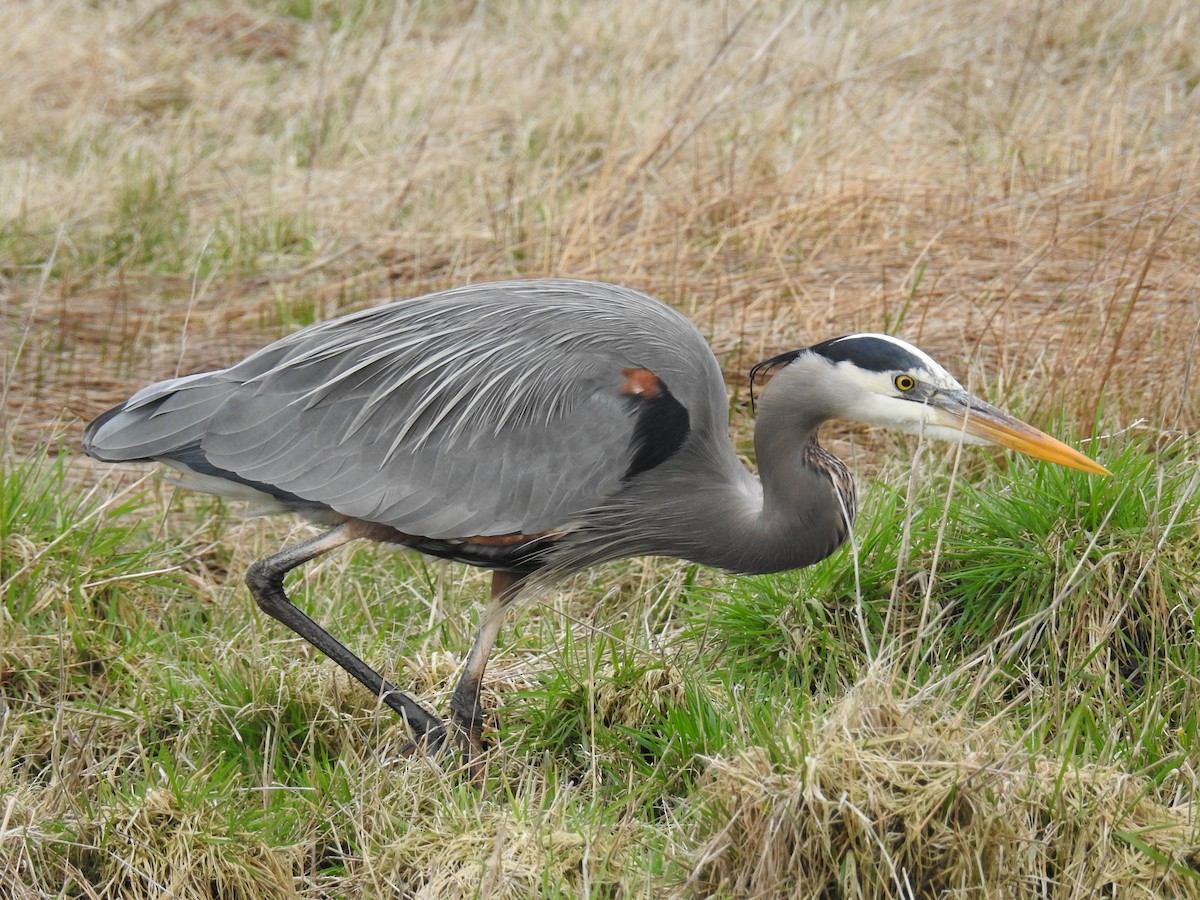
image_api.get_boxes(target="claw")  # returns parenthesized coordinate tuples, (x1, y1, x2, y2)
(398, 722, 450, 758)
(395, 718, 489, 785)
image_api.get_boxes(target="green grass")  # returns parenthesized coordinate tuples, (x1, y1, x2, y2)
(4, 431, 1198, 896)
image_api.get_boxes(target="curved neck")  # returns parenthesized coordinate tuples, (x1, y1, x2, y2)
(711, 363, 857, 573)
(558, 366, 856, 577)
(732, 396, 854, 574)
(566, 401, 853, 577)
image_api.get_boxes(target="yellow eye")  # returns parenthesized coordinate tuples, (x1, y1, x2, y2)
(894, 374, 916, 392)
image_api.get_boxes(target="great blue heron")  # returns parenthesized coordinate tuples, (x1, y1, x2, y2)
(82, 278, 1108, 766)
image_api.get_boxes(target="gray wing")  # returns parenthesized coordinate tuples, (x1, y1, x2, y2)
(83, 279, 726, 539)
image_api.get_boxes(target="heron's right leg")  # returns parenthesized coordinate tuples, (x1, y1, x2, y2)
(245, 522, 445, 750)
(448, 570, 526, 770)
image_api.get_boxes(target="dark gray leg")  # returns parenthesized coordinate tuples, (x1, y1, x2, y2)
(448, 570, 526, 773)
(245, 523, 445, 750)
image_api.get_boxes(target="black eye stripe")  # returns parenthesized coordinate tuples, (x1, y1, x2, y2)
(808, 335, 928, 373)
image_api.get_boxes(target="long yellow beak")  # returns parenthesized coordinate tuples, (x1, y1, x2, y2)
(931, 392, 1111, 475)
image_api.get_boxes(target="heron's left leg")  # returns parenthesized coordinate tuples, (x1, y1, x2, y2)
(245, 522, 445, 749)
(448, 570, 526, 766)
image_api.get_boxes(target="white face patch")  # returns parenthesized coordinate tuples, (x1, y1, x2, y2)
(784, 334, 974, 439)
(767, 332, 975, 440)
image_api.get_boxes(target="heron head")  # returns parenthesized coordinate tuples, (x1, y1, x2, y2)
(754, 333, 1110, 475)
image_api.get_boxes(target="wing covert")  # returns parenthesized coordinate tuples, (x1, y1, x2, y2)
(192, 281, 709, 537)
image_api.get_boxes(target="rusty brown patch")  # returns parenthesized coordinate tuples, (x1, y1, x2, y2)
(465, 528, 563, 546)
(621, 368, 662, 399)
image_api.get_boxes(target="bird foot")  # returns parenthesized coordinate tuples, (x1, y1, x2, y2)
(397, 717, 489, 784)
(397, 722, 450, 759)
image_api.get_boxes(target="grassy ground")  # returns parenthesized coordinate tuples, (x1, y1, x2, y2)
(3, 0, 1200, 896)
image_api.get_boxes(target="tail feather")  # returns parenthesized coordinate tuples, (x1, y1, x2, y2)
(82, 370, 340, 521)
(81, 372, 225, 463)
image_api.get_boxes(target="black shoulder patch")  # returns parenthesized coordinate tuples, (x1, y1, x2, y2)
(619, 369, 690, 480)
(807, 335, 923, 373)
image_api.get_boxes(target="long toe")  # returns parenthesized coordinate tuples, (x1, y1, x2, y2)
(457, 726, 489, 786)
(398, 721, 450, 759)
(450, 706, 488, 758)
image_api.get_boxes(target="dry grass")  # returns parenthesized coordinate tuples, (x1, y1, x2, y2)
(5, 0, 1200, 447)
(687, 680, 1199, 898)
(3, 0, 1200, 897)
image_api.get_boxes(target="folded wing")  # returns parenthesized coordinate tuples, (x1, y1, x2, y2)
(83, 280, 712, 539)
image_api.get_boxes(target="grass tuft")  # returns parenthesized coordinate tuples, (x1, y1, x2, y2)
(687, 683, 1200, 898)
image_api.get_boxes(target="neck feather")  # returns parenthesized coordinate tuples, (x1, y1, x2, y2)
(555, 415, 854, 577)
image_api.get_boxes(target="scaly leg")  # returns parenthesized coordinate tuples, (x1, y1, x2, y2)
(245, 522, 445, 750)
(448, 570, 526, 771)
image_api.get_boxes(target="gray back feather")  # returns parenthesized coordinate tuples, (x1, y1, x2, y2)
(84, 280, 730, 539)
